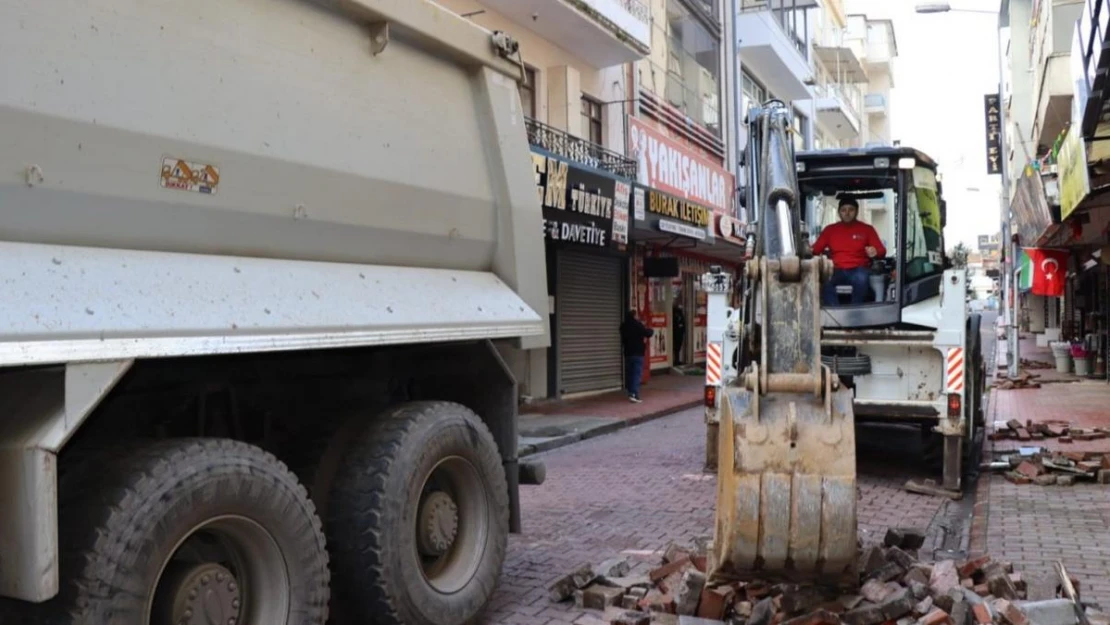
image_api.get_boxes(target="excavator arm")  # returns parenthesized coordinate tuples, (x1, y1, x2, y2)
(707, 101, 859, 586)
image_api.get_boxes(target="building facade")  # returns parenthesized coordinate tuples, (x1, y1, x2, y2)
(1001, 0, 1110, 376)
(437, 0, 900, 398)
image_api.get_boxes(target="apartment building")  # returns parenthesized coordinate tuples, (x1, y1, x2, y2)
(437, 0, 653, 398)
(1000, 0, 1110, 366)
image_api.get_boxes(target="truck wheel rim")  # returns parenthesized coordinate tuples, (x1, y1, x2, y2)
(148, 515, 291, 625)
(415, 456, 489, 594)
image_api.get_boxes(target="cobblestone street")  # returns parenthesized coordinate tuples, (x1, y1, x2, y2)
(482, 407, 951, 625)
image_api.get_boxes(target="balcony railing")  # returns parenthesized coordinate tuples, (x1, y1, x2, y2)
(615, 0, 651, 25)
(525, 117, 638, 179)
(815, 83, 862, 123)
(864, 93, 887, 110)
(739, 0, 809, 57)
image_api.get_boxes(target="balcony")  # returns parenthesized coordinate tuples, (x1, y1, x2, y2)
(846, 17, 897, 78)
(813, 44, 868, 85)
(477, 0, 650, 68)
(864, 93, 887, 115)
(1030, 0, 1085, 149)
(525, 117, 637, 178)
(736, 0, 818, 101)
(812, 83, 861, 140)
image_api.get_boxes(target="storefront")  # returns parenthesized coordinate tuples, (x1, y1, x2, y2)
(531, 147, 632, 397)
(626, 116, 745, 372)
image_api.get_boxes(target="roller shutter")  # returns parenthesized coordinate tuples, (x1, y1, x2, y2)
(556, 248, 623, 395)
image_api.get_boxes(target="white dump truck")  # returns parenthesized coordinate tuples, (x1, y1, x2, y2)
(0, 1, 549, 624)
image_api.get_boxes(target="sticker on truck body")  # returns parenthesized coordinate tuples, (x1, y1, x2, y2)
(707, 341, 722, 385)
(160, 157, 220, 195)
(946, 347, 964, 392)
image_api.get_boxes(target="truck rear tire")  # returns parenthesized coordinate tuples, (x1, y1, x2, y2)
(327, 401, 508, 625)
(52, 438, 330, 625)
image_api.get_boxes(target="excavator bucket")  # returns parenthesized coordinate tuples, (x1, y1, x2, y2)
(709, 370, 858, 587)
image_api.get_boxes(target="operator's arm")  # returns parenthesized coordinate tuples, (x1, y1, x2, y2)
(867, 225, 886, 258)
(640, 320, 655, 338)
(812, 226, 832, 256)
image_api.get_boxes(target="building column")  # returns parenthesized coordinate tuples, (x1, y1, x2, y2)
(547, 65, 582, 137)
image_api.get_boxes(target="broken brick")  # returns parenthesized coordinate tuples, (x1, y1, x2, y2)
(909, 581, 931, 601)
(781, 609, 841, 625)
(650, 558, 692, 583)
(663, 543, 691, 564)
(972, 583, 989, 597)
(861, 579, 893, 603)
(780, 586, 827, 615)
(886, 547, 918, 570)
(934, 594, 955, 613)
(880, 588, 916, 621)
(1056, 475, 1076, 486)
(971, 604, 992, 625)
(838, 595, 865, 611)
(903, 566, 930, 587)
(994, 599, 1028, 625)
(1014, 428, 1031, 440)
(1059, 436, 1073, 443)
(609, 610, 651, 625)
(583, 585, 626, 610)
(951, 600, 972, 625)
(1033, 475, 1057, 486)
(960, 579, 974, 590)
(958, 556, 991, 579)
(1098, 470, 1110, 484)
(931, 560, 961, 596)
(860, 546, 887, 575)
(1015, 461, 1042, 478)
(1005, 472, 1032, 485)
(674, 569, 706, 616)
(695, 586, 732, 620)
(914, 596, 935, 615)
(638, 590, 676, 614)
(921, 608, 953, 625)
(748, 597, 776, 625)
(866, 562, 906, 584)
(842, 603, 888, 625)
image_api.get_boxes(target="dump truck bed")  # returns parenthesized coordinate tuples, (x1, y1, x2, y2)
(0, 0, 549, 364)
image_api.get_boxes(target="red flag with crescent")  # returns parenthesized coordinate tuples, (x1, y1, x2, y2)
(1026, 248, 1069, 297)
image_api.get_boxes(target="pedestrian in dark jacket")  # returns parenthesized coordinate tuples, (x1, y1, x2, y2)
(620, 309, 654, 403)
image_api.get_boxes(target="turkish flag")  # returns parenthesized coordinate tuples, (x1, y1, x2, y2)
(1026, 248, 1069, 297)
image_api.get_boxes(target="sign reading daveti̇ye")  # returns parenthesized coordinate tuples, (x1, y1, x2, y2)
(984, 93, 1002, 175)
(628, 116, 735, 214)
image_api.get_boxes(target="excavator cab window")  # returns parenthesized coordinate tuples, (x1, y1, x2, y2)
(802, 175, 898, 307)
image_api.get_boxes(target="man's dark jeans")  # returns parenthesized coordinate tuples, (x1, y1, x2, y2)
(822, 266, 872, 306)
(625, 355, 644, 398)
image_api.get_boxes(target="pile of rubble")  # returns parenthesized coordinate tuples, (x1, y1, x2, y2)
(986, 448, 1110, 486)
(988, 419, 1109, 444)
(1019, 359, 1053, 371)
(549, 529, 1094, 625)
(993, 373, 1041, 391)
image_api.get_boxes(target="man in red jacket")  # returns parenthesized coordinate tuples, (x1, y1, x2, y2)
(811, 197, 886, 306)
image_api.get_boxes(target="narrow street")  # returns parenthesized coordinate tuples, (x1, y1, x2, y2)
(485, 408, 956, 624)
(481, 312, 1005, 624)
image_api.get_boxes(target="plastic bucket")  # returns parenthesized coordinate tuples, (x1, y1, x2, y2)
(1075, 356, 1091, 376)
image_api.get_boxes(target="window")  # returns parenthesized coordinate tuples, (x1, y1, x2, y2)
(665, 1, 721, 135)
(792, 113, 807, 152)
(519, 66, 537, 119)
(741, 70, 766, 120)
(581, 96, 602, 145)
(904, 167, 945, 281)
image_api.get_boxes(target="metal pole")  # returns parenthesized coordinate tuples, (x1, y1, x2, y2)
(995, 10, 1018, 379)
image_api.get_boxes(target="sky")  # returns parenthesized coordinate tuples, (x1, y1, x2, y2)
(845, 0, 1004, 248)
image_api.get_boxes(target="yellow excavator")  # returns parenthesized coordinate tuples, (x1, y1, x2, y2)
(705, 99, 858, 587)
(705, 99, 977, 587)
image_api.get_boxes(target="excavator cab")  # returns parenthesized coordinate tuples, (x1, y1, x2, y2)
(795, 148, 949, 330)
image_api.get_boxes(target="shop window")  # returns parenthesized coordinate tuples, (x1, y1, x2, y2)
(581, 95, 603, 145)
(519, 66, 537, 119)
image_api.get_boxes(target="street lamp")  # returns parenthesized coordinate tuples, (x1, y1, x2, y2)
(916, 1, 1018, 378)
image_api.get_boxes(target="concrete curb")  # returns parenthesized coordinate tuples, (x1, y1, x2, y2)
(518, 398, 703, 458)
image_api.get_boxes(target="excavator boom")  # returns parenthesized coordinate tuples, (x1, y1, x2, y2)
(708, 101, 859, 586)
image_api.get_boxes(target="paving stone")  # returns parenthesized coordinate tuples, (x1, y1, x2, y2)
(674, 569, 706, 616)
(932, 560, 962, 596)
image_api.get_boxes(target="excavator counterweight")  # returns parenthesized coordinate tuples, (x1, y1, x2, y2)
(706, 101, 859, 587)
